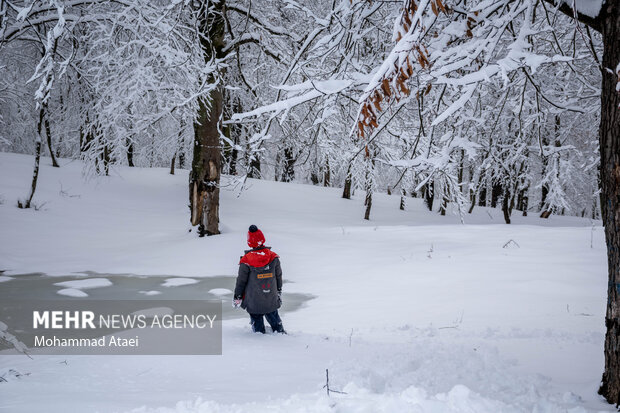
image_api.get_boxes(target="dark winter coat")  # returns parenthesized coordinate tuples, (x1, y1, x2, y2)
(234, 246, 282, 315)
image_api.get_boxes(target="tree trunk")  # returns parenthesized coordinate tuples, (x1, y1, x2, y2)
(247, 150, 261, 179)
(439, 195, 447, 216)
(342, 163, 352, 199)
(540, 141, 550, 212)
(323, 158, 331, 187)
(457, 149, 464, 193)
(281, 147, 296, 182)
(22, 109, 45, 209)
(502, 187, 511, 224)
(478, 182, 487, 207)
(190, 85, 222, 236)
(468, 193, 476, 214)
(44, 109, 59, 168)
(310, 172, 319, 185)
(424, 181, 434, 211)
(364, 189, 372, 220)
(400, 189, 406, 210)
(189, 0, 225, 237)
(598, 1, 620, 404)
(490, 182, 502, 208)
(127, 138, 135, 167)
(102, 145, 110, 176)
(170, 153, 176, 175)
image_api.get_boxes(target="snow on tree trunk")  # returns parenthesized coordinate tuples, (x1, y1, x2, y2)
(342, 163, 352, 200)
(190, 84, 222, 237)
(189, 0, 225, 237)
(22, 108, 45, 209)
(44, 106, 59, 168)
(599, 1, 620, 404)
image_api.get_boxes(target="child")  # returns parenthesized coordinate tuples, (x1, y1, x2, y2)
(233, 225, 286, 334)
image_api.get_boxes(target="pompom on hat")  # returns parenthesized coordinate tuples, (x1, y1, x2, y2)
(247, 225, 265, 248)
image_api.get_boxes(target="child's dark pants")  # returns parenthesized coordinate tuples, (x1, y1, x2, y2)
(250, 310, 284, 333)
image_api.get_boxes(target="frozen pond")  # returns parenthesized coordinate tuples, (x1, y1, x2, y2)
(0, 271, 314, 321)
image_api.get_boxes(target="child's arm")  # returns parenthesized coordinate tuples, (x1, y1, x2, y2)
(275, 258, 283, 292)
(234, 264, 250, 299)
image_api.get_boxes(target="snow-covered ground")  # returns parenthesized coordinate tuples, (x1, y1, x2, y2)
(0, 152, 611, 412)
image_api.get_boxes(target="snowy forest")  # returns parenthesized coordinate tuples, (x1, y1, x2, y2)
(0, 0, 609, 225)
(1, 0, 619, 411)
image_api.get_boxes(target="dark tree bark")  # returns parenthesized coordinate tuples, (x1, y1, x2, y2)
(519, 187, 529, 216)
(22, 108, 44, 209)
(280, 147, 296, 182)
(127, 138, 135, 167)
(179, 151, 186, 169)
(502, 187, 511, 224)
(102, 145, 110, 176)
(478, 183, 487, 207)
(598, 1, 620, 403)
(342, 163, 352, 199)
(310, 172, 319, 185)
(490, 182, 502, 208)
(457, 149, 464, 192)
(424, 181, 434, 211)
(364, 190, 372, 220)
(468, 192, 476, 214)
(439, 195, 447, 216)
(323, 158, 331, 187)
(539, 134, 551, 215)
(43, 109, 59, 168)
(400, 189, 406, 210)
(189, 0, 225, 237)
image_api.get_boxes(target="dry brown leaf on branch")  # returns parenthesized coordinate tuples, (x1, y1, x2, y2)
(397, 77, 410, 95)
(436, 0, 447, 13)
(403, 12, 412, 27)
(381, 79, 392, 97)
(372, 94, 382, 112)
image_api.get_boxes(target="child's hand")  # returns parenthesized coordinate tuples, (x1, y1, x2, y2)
(232, 298, 242, 308)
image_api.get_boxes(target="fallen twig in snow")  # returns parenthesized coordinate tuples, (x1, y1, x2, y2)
(323, 369, 347, 397)
(503, 239, 520, 249)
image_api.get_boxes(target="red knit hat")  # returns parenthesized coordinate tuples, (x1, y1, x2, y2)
(247, 225, 265, 248)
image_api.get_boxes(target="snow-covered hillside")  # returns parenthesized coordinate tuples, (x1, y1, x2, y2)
(0, 152, 611, 412)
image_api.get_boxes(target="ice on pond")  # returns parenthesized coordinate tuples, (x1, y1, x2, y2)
(57, 288, 89, 297)
(0, 276, 13, 283)
(54, 278, 112, 290)
(209, 288, 232, 296)
(138, 290, 162, 296)
(161, 277, 199, 287)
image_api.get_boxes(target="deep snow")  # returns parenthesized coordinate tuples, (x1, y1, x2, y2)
(0, 152, 612, 412)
